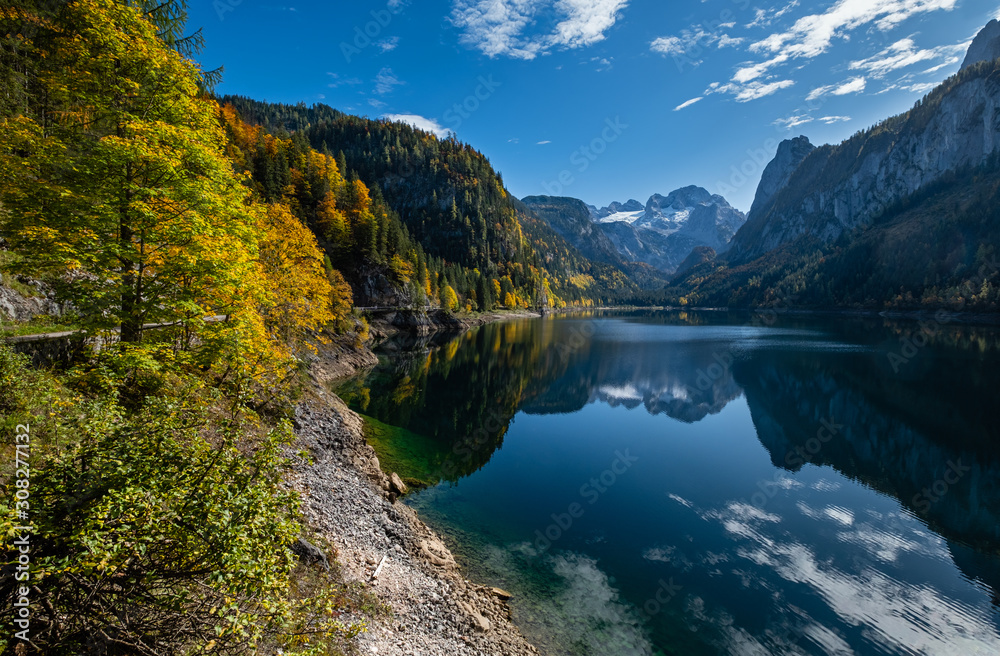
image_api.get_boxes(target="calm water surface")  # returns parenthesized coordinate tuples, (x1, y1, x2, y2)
(338, 311, 1000, 656)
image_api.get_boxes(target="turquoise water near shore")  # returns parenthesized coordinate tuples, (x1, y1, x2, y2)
(338, 311, 1000, 655)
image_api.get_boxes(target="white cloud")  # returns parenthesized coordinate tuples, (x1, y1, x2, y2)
(746, 0, 800, 29)
(774, 113, 849, 130)
(651, 26, 746, 61)
(806, 76, 867, 100)
(750, 0, 957, 62)
(382, 114, 450, 138)
(451, 0, 627, 60)
(774, 113, 814, 129)
(717, 34, 744, 48)
(374, 67, 404, 95)
(712, 79, 795, 102)
(551, 0, 629, 49)
(674, 96, 703, 111)
(725, 0, 955, 107)
(591, 56, 613, 71)
(377, 36, 400, 53)
(537, 140, 552, 144)
(650, 35, 685, 56)
(733, 53, 789, 83)
(849, 37, 968, 78)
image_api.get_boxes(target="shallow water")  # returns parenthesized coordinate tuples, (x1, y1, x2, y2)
(338, 310, 1000, 655)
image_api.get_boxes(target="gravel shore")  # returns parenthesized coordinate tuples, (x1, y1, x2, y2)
(288, 339, 539, 656)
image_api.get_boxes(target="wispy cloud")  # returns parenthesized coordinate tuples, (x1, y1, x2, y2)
(674, 97, 703, 111)
(327, 73, 362, 88)
(650, 26, 744, 64)
(750, 0, 957, 62)
(710, 79, 795, 102)
(591, 56, 613, 71)
(377, 36, 400, 53)
(806, 76, 866, 101)
(374, 67, 404, 95)
(382, 113, 449, 138)
(720, 0, 955, 104)
(746, 0, 800, 29)
(774, 113, 814, 129)
(774, 113, 851, 130)
(849, 37, 968, 78)
(537, 140, 552, 145)
(451, 0, 628, 60)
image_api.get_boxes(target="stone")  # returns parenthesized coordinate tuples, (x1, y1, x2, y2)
(289, 537, 329, 570)
(389, 472, 408, 496)
(491, 587, 513, 601)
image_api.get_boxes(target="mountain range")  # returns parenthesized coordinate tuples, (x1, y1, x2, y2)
(210, 18, 1000, 313)
(660, 19, 1000, 311)
(525, 186, 746, 277)
(521, 19, 1000, 312)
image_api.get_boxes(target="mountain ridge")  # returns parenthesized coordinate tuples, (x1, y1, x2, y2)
(658, 24, 1000, 312)
(529, 186, 745, 275)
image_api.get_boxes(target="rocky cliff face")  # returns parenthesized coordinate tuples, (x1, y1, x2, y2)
(597, 221, 683, 273)
(0, 274, 62, 322)
(746, 136, 815, 222)
(962, 19, 1000, 70)
(729, 32, 1000, 265)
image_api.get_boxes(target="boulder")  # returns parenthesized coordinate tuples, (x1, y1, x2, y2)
(389, 472, 408, 496)
(289, 537, 329, 570)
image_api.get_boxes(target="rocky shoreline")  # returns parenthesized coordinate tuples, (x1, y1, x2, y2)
(289, 325, 541, 656)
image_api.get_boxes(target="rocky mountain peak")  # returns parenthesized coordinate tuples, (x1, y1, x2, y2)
(648, 185, 716, 214)
(747, 136, 815, 221)
(962, 19, 1000, 70)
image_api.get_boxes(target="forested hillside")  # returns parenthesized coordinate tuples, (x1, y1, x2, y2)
(220, 95, 637, 308)
(0, 1, 378, 653)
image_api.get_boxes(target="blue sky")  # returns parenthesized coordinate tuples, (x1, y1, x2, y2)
(189, 0, 1000, 212)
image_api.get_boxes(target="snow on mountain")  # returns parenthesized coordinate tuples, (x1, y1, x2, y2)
(590, 186, 746, 272)
(595, 210, 646, 225)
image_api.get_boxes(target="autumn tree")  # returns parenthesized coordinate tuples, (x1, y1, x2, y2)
(258, 203, 338, 353)
(0, 0, 261, 345)
(440, 284, 459, 312)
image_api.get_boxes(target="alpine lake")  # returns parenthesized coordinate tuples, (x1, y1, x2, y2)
(335, 310, 1000, 656)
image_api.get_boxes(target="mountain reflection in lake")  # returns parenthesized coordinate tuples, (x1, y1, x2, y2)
(337, 311, 1000, 656)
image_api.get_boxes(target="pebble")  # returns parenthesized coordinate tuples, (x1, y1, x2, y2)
(288, 394, 540, 656)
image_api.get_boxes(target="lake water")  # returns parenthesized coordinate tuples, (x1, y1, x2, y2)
(337, 311, 1000, 656)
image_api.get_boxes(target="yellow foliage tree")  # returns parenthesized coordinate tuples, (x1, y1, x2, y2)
(0, 0, 263, 348)
(258, 204, 337, 354)
(441, 285, 460, 312)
